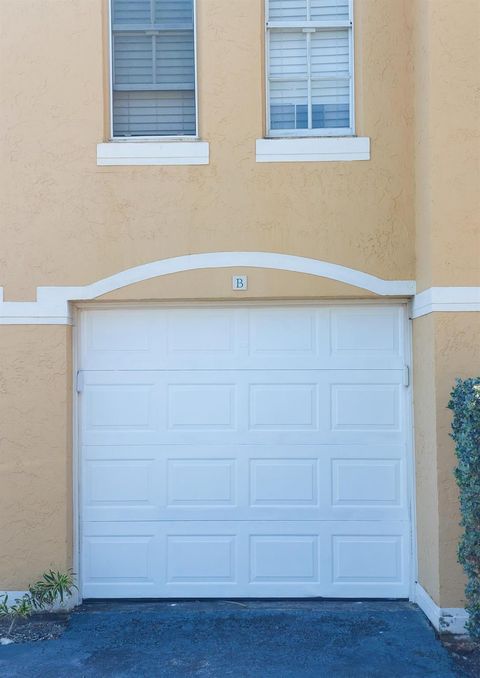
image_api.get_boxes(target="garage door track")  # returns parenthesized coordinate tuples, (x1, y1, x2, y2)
(0, 600, 462, 677)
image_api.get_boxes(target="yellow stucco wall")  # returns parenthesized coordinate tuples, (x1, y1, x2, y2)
(414, 0, 480, 291)
(0, 0, 415, 300)
(414, 312, 480, 608)
(0, 326, 72, 589)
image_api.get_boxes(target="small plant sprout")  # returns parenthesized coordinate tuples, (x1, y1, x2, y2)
(0, 569, 76, 642)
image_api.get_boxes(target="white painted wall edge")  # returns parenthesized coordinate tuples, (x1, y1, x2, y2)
(0, 252, 416, 324)
(256, 137, 370, 162)
(97, 141, 209, 166)
(0, 590, 79, 612)
(414, 583, 468, 635)
(412, 287, 480, 318)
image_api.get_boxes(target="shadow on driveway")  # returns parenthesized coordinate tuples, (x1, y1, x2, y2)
(0, 600, 461, 677)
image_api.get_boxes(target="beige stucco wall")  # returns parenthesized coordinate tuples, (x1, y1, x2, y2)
(411, 0, 480, 610)
(0, 0, 415, 300)
(0, 326, 72, 589)
(414, 0, 480, 291)
(414, 312, 480, 608)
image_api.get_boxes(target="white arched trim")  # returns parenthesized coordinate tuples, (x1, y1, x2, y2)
(0, 251, 416, 324)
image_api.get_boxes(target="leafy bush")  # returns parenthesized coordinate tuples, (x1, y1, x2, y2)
(448, 378, 480, 640)
(0, 569, 76, 639)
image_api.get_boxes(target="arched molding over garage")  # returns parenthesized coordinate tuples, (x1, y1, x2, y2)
(0, 252, 417, 324)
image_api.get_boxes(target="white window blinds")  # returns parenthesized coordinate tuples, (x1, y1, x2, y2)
(111, 0, 196, 137)
(266, 0, 353, 135)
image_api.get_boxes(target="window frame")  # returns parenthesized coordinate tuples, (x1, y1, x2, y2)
(108, 0, 199, 141)
(265, 0, 355, 138)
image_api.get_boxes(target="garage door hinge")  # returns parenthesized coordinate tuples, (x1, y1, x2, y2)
(403, 365, 410, 387)
(76, 370, 84, 393)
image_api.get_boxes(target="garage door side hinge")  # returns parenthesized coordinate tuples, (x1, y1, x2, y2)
(403, 365, 410, 387)
(76, 370, 84, 393)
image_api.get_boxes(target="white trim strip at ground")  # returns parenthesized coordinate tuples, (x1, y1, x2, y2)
(0, 590, 78, 611)
(414, 583, 468, 635)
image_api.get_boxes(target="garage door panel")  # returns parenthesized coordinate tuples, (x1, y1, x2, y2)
(80, 306, 405, 371)
(330, 307, 402, 357)
(81, 370, 404, 446)
(82, 444, 408, 522)
(80, 305, 411, 599)
(81, 521, 410, 598)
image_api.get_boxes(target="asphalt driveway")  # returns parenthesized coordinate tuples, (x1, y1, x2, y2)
(0, 600, 462, 677)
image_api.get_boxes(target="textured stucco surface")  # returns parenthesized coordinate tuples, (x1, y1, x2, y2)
(0, 0, 415, 300)
(414, 313, 480, 608)
(413, 315, 440, 603)
(0, 326, 72, 589)
(414, 0, 480, 291)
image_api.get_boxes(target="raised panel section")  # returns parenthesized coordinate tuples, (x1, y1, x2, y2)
(167, 310, 234, 353)
(85, 384, 154, 430)
(332, 536, 402, 582)
(331, 384, 400, 431)
(84, 536, 153, 581)
(167, 384, 236, 429)
(166, 536, 235, 582)
(331, 308, 400, 355)
(250, 536, 318, 581)
(249, 309, 316, 354)
(86, 310, 151, 352)
(250, 459, 317, 505)
(167, 460, 235, 505)
(85, 460, 154, 505)
(332, 459, 401, 506)
(250, 384, 317, 429)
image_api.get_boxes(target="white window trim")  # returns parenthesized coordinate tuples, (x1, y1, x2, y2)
(255, 135, 369, 162)
(97, 140, 209, 166)
(265, 0, 355, 138)
(108, 0, 199, 142)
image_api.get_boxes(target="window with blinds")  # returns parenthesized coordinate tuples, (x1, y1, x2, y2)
(111, 0, 196, 137)
(266, 0, 353, 136)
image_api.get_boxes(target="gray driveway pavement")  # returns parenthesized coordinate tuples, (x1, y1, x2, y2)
(0, 600, 461, 677)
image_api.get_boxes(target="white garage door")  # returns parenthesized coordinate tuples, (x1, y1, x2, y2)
(79, 304, 411, 599)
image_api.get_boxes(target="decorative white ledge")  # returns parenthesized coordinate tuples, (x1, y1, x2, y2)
(412, 286, 480, 318)
(96, 141, 209, 166)
(415, 583, 468, 635)
(0, 252, 415, 324)
(256, 136, 370, 163)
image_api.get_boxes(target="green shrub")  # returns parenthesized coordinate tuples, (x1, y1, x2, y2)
(0, 569, 76, 639)
(448, 378, 480, 640)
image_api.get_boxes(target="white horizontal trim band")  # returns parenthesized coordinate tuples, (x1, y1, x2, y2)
(97, 141, 209, 166)
(411, 287, 480, 318)
(414, 583, 468, 635)
(0, 251, 415, 324)
(256, 137, 370, 162)
(1, 254, 478, 325)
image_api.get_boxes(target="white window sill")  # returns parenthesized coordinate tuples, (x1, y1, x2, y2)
(255, 137, 370, 163)
(97, 141, 209, 166)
